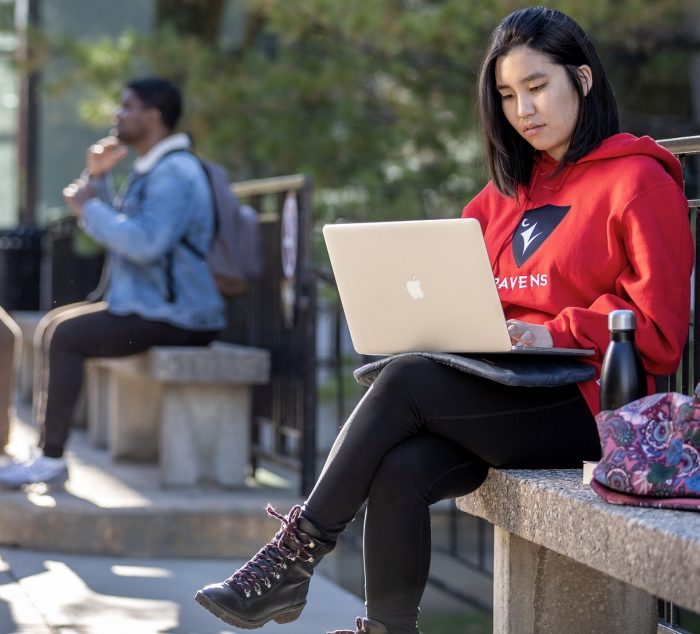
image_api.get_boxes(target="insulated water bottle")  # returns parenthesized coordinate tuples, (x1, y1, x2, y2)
(599, 309, 647, 411)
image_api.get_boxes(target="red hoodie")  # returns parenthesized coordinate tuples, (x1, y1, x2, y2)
(462, 133, 693, 415)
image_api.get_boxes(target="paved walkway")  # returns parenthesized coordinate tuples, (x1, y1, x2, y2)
(0, 406, 365, 633)
(0, 549, 364, 633)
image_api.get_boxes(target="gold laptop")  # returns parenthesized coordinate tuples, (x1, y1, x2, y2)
(322, 218, 593, 357)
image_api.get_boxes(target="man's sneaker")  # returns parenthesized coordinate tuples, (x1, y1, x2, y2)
(0, 451, 68, 488)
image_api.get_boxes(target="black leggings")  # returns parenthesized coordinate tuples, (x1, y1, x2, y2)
(302, 356, 601, 633)
(37, 304, 218, 458)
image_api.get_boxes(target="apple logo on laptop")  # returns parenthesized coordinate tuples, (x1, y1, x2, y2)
(406, 275, 425, 299)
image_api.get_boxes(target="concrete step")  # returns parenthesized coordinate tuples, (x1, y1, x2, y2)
(0, 411, 304, 559)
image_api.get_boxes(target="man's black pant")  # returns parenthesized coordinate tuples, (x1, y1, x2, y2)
(36, 303, 218, 458)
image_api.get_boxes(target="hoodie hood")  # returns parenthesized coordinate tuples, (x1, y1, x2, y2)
(576, 133, 684, 188)
(531, 133, 684, 194)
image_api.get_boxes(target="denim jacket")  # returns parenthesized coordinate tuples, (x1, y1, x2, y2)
(81, 134, 227, 332)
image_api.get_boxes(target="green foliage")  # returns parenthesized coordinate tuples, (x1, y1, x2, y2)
(36, 0, 695, 224)
(0, 1, 14, 34)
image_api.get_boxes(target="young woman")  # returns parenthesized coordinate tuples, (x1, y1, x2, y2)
(196, 7, 693, 634)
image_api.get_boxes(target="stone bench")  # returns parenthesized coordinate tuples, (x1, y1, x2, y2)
(456, 468, 700, 634)
(86, 342, 271, 488)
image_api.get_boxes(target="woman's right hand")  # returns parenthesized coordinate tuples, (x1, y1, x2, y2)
(86, 136, 128, 178)
(506, 319, 553, 348)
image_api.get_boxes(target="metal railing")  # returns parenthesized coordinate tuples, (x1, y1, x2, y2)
(654, 135, 700, 634)
(222, 174, 318, 495)
(656, 136, 700, 396)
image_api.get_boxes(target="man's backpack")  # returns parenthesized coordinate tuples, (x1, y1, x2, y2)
(190, 158, 264, 296)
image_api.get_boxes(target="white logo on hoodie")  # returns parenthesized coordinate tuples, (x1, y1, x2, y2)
(512, 204, 571, 266)
(520, 220, 543, 255)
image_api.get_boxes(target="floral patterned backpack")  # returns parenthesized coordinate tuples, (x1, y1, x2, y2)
(591, 383, 700, 511)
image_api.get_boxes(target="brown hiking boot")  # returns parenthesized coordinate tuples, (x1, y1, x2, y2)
(194, 504, 335, 629)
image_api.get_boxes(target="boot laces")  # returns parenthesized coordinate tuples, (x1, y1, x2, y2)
(225, 504, 317, 598)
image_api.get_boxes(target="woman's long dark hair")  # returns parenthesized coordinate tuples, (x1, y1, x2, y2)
(478, 6, 619, 197)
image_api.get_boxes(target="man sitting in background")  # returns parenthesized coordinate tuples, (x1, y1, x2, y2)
(0, 76, 226, 487)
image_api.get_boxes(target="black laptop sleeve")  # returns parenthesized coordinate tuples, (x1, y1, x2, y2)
(353, 351, 596, 388)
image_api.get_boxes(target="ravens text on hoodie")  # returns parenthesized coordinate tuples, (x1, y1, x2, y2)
(462, 133, 694, 415)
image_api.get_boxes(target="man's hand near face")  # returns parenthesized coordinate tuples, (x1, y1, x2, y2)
(63, 136, 129, 217)
(86, 136, 128, 178)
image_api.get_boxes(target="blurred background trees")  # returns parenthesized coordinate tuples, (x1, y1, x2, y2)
(27, 0, 700, 224)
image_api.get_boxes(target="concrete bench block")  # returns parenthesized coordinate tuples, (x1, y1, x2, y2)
(87, 355, 161, 457)
(86, 342, 270, 488)
(160, 383, 250, 487)
(109, 357, 162, 461)
(493, 527, 655, 634)
(147, 341, 270, 384)
(457, 469, 700, 632)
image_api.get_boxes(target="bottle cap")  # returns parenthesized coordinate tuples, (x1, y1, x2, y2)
(609, 309, 636, 331)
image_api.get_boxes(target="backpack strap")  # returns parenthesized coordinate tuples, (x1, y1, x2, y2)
(147, 148, 213, 302)
(128, 148, 193, 304)
(180, 155, 219, 259)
